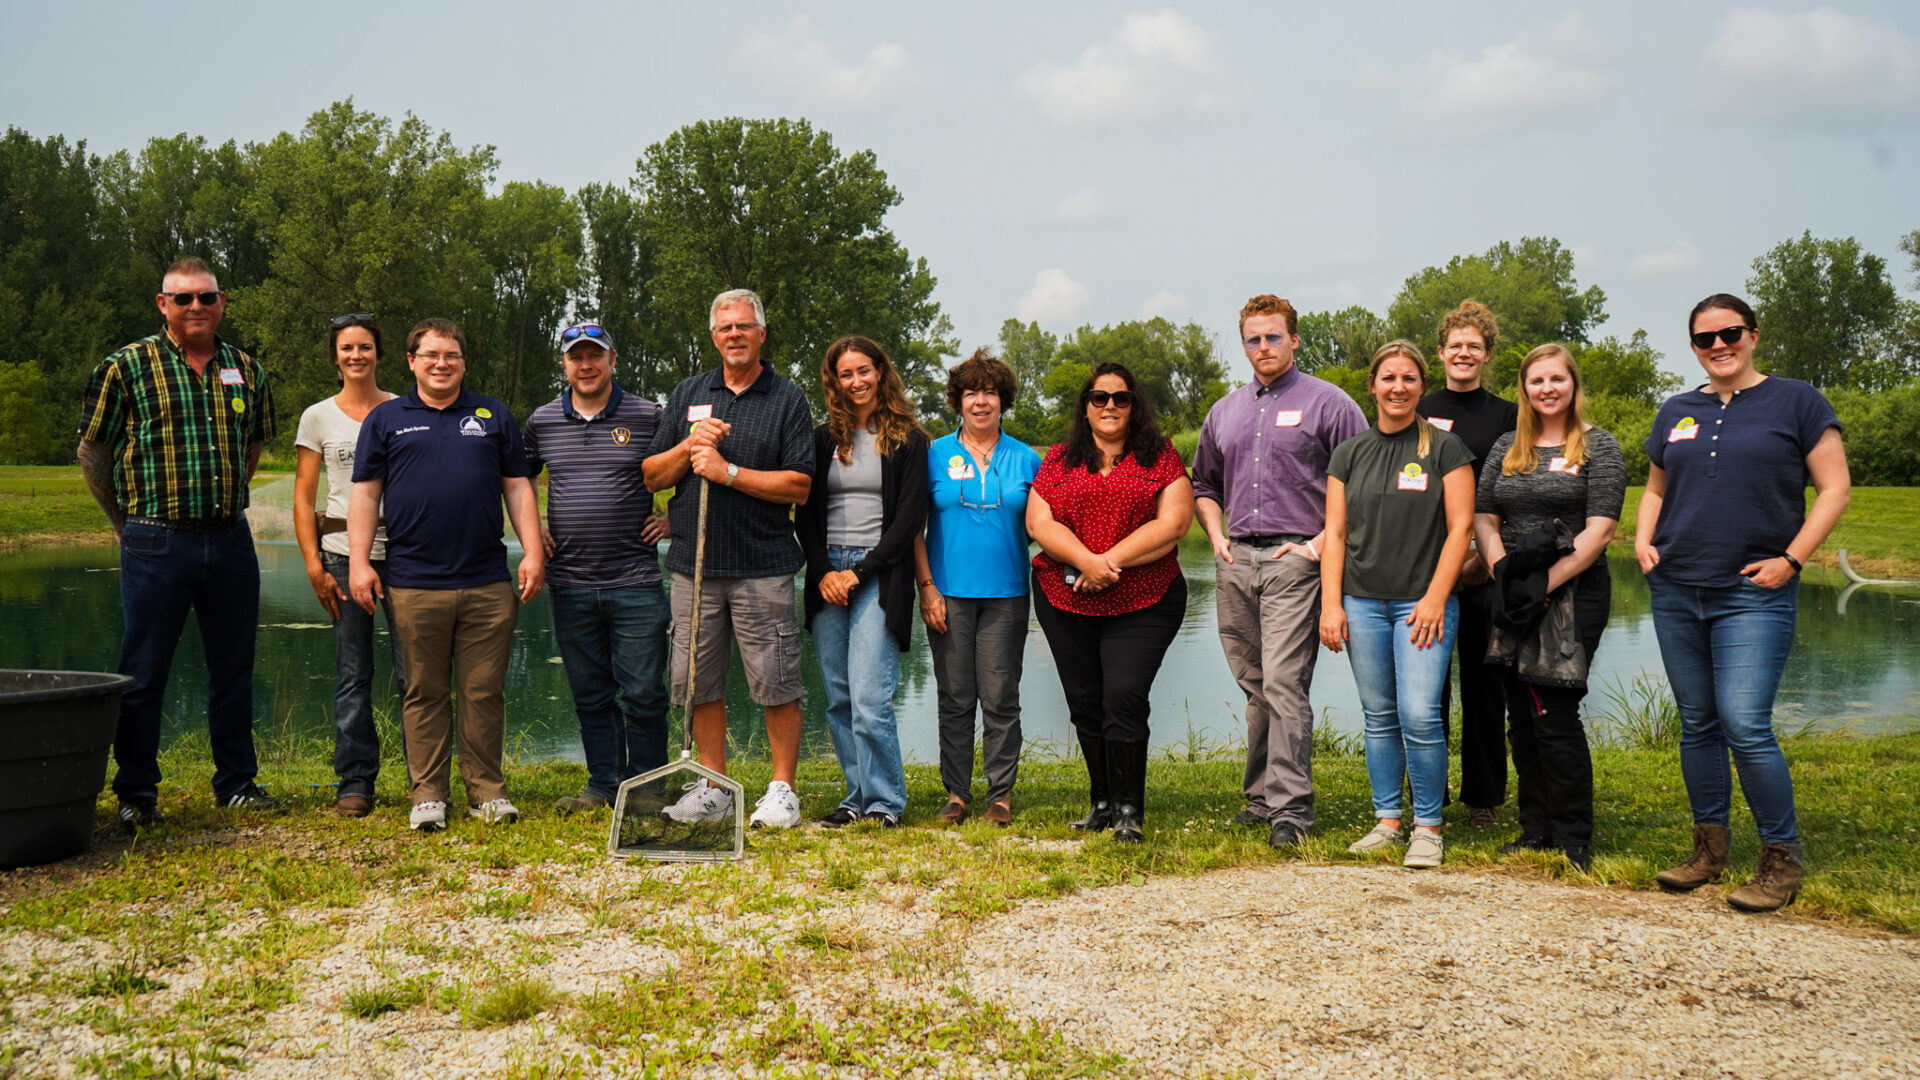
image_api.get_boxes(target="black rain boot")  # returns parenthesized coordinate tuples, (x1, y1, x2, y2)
(1068, 735, 1112, 831)
(1108, 739, 1148, 843)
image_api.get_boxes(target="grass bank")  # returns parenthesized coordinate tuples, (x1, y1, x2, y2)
(0, 732, 1914, 1075)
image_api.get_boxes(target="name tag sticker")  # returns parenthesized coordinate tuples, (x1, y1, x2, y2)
(218, 367, 243, 386)
(1275, 410, 1303, 427)
(686, 404, 714, 422)
(1669, 417, 1698, 442)
(948, 464, 975, 481)
(1396, 463, 1428, 491)
(1549, 456, 1580, 475)
(1428, 417, 1454, 432)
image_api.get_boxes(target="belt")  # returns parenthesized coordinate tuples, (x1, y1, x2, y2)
(126, 514, 241, 534)
(1234, 532, 1311, 547)
(318, 514, 348, 536)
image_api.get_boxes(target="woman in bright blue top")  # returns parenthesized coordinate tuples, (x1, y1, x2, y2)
(913, 350, 1043, 827)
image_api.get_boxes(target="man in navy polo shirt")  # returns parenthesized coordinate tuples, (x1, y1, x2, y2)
(348, 318, 546, 833)
(525, 321, 671, 814)
(643, 288, 814, 830)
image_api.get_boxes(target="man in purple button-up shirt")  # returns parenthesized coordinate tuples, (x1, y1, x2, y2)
(1194, 294, 1366, 848)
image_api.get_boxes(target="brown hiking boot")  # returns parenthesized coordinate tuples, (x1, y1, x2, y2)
(1655, 824, 1731, 892)
(1727, 842, 1804, 913)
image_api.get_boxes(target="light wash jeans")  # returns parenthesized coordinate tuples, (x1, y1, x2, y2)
(1343, 595, 1458, 828)
(1647, 570, 1801, 844)
(813, 547, 906, 816)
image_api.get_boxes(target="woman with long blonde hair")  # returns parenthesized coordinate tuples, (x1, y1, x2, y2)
(1473, 344, 1626, 871)
(797, 335, 929, 827)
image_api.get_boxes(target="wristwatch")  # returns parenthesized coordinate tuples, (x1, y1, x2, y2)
(724, 462, 739, 486)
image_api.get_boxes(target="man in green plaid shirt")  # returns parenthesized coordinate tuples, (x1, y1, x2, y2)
(77, 257, 282, 830)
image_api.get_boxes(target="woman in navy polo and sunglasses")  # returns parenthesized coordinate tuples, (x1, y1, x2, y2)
(1637, 293, 1850, 913)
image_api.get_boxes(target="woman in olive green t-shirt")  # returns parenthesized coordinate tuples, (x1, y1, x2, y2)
(1321, 341, 1476, 869)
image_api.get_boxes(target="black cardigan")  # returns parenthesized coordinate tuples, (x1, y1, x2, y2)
(796, 424, 929, 652)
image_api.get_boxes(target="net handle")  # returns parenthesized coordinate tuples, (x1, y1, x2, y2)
(682, 472, 710, 759)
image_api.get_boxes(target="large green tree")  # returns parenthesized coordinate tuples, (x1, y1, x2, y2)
(467, 180, 583, 411)
(1388, 237, 1606, 349)
(1747, 231, 1907, 391)
(990, 317, 1228, 444)
(632, 118, 953, 413)
(1295, 306, 1390, 373)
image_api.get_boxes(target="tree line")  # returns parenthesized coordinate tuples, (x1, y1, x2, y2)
(3, 102, 1917, 482)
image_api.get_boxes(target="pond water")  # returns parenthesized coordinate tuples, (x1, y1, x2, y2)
(3, 522, 1917, 768)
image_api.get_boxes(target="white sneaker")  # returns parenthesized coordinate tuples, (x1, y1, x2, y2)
(748, 781, 801, 830)
(469, 798, 520, 824)
(409, 800, 448, 833)
(660, 779, 733, 824)
(1348, 822, 1404, 854)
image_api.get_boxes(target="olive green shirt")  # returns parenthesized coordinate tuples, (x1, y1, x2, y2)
(1328, 422, 1474, 601)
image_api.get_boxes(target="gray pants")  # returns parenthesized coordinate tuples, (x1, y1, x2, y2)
(928, 594, 1028, 804)
(1215, 544, 1322, 830)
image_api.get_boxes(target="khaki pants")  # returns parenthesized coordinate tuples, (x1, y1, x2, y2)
(390, 581, 518, 807)
(1215, 544, 1322, 831)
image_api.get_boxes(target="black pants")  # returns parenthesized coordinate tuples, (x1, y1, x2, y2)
(1446, 582, 1508, 808)
(1502, 565, 1610, 847)
(1032, 573, 1186, 743)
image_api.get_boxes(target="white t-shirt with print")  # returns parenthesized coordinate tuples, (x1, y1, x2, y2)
(294, 394, 394, 559)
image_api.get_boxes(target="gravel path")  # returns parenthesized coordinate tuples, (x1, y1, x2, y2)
(964, 865, 1920, 1079)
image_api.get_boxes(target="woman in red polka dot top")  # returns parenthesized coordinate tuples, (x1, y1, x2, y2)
(1027, 362, 1196, 843)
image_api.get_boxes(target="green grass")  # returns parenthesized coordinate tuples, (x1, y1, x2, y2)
(0, 466, 284, 549)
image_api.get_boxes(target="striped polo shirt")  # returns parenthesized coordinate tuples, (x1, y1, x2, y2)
(525, 384, 665, 589)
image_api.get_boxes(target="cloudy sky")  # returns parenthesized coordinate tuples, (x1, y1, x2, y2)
(7, 1, 1919, 379)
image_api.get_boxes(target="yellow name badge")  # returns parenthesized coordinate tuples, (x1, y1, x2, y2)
(1396, 462, 1428, 491)
(475, 408, 493, 419)
(230, 398, 246, 414)
(1669, 416, 1699, 442)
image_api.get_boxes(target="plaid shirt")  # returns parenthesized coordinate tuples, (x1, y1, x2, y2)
(78, 327, 275, 519)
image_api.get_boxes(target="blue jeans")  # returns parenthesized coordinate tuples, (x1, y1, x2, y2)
(322, 552, 404, 799)
(550, 581, 672, 799)
(813, 546, 905, 816)
(114, 517, 261, 802)
(1647, 571, 1800, 844)
(1343, 595, 1458, 828)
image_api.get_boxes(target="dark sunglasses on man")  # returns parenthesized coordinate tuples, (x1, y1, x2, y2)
(560, 323, 610, 343)
(1690, 325, 1755, 350)
(164, 291, 222, 307)
(1083, 389, 1134, 408)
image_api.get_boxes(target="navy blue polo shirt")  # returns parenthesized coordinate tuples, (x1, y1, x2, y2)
(353, 387, 531, 589)
(647, 364, 814, 579)
(525, 384, 665, 589)
(1645, 376, 1840, 588)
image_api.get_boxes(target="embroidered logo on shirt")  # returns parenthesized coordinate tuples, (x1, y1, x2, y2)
(395, 425, 430, 437)
(459, 415, 488, 437)
(1428, 417, 1454, 432)
(1669, 416, 1699, 442)
(1397, 462, 1428, 491)
(612, 427, 631, 445)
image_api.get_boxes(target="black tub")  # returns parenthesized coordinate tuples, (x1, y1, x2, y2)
(0, 669, 131, 869)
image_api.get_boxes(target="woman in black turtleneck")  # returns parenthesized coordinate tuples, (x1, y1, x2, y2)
(1415, 300, 1517, 828)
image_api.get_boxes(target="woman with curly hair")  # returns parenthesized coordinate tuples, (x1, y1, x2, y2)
(797, 335, 929, 828)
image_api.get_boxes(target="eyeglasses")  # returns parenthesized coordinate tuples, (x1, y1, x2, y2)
(1690, 325, 1755, 350)
(412, 351, 464, 363)
(1244, 333, 1289, 350)
(1083, 389, 1134, 409)
(712, 321, 761, 335)
(560, 323, 608, 343)
(959, 473, 1001, 511)
(165, 291, 222, 307)
(329, 312, 375, 329)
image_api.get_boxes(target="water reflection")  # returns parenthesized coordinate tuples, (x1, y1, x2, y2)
(2, 542, 1916, 768)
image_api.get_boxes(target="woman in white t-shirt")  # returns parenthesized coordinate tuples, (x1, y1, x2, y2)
(293, 314, 401, 818)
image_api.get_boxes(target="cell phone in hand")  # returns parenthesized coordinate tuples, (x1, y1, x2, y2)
(1063, 568, 1080, 587)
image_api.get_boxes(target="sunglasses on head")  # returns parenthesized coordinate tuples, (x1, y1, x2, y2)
(166, 291, 222, 307)
(560, 323, 609, 343)
(1690, 325, 1755, 350)
(1083, 389, 1134, 408)
(329, 312, 376, 329)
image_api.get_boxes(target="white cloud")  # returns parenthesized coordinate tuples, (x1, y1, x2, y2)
(743, 16, 914, 106)
(1632, 241, 1702, 277)
(1022, 9, 1241, 126)
(1139, 291, 1187, 319)
(1053, 187, 1109, 222)
(1416, 15, 1606, 138)
(1704, 8, 1920, 128)
(1017, 269, 1093, 325)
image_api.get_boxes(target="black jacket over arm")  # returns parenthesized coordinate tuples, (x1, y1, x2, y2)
(797, 424, 929, 652)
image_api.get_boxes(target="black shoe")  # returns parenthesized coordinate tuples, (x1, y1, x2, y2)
(221, 784, 286, 812)
(1072, 734, 1111, 831)
(118, 798, 164, 832)
(1227, 807, 1267, 828)
(1069, 801, 1113, 831)
(1498, 834, 1554, 855)
(1268, 821, 1304, 850)
(1106, 738, 1148, 844)
(863, 810, 900, 829)
(819, 806, 860, 829)
(1558, 845, 1593, 872)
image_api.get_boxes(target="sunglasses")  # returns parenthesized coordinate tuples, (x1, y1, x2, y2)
(165, 291, 222, 307)
(329, 312, 376, 329)
(1083, 389, 1134, 409)
(1690, 325, 1755, 350)
(1244, 333, 1289, 350)
(560, 323, 609, 343)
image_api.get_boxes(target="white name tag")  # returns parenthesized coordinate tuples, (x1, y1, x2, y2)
(686, 404, 713, 422)
(1396, 472, 1429, 492)
(218, 367, 244, 386)
(948, 464, 975, 481)
(1669, 424, 1698, 442)
(1427, 417, 1454, 432)
(1275, 410, 1303, 427)
(1548, 457, 1580, 475)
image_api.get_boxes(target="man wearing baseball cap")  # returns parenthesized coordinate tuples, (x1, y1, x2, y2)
(524, 322, 673, 813)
